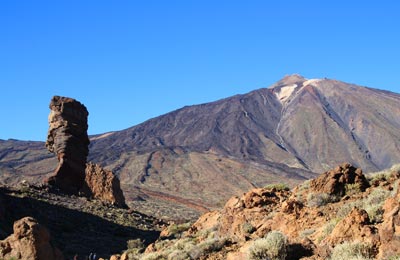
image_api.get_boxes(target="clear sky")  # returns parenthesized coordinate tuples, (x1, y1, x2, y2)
(1, 0, 399, 141)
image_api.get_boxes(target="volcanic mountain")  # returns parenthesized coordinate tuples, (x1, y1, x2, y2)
(1, 74, 400, 220)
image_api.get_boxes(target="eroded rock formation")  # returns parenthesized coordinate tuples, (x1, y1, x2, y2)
(45, 96, 89, 194)
(310, 162, 370, 196)
(85, 162, 127, 207)
(0, 217, 64, 260)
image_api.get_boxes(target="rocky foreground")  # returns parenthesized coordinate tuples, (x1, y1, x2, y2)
(1, 163, 400, 259)
(110, 163, 400, 260)
(0, 184, 164, 259)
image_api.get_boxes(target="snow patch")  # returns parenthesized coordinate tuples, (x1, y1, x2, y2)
(275, 84, 297, 103)
(303, 79, 322, 86)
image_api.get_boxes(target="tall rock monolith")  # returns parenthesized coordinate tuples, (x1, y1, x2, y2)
(45, 96, 89, 194)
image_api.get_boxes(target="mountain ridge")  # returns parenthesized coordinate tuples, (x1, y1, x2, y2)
(1, 75, 400, 220)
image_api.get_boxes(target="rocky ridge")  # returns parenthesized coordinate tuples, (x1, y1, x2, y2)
(0, 184, 163, 259)
(116, 163, 400, 259)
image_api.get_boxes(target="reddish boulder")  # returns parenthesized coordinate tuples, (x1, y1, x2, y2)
(325, 207, 379, 245)
(45, 96, 90, 194)
(85, 162, 127, 207)
(0, 217, 64, 260)
(377, 182, 400, 258)
(310, 163, 369, 196)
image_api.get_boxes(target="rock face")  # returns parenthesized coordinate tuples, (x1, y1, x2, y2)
(45, 96, 89, 194)
(0, 217, 64, 260)
(85, 162, 127, 207)
(310, 163, 370, 196)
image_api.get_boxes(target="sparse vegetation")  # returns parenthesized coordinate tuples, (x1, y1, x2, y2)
(345, 183, 362, 196)
(367, 164, 400, 184)
(242, 222, 256, 234)
(307, 192, 337, 207)
(167, 222, 192, 238)
(337, 201, 363, 218)
(264, 183, 290, 191)
(330, 241, 374, 260)
(248, 231, 288, 260)
(300, 228, 316, 238)
(317, 218, 341, 243)
(363, 188, 391, 223)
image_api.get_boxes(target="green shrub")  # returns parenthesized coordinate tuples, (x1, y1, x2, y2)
(141, 252, 167, 260)
(345, 183, 362, 196)
(264, 183, 290, 191)
(167, 222, 192, 238)
(364, 188, 391, 223)
(248, 231, 288, 260)
(317, 218, 341, 243)
(330, 241, 373, 260)
(127, 238, 145, 250)
(307, 193, 337, 207)
(337, 201, 363, 218)
(242, 222, 256, 234)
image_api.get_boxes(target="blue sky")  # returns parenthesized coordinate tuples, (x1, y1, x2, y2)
(1, 1, 399, 141)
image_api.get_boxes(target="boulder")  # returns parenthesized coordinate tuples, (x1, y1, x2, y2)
(0, 217, 64, 260)
(310, 163, 369, 196)
(325, 207, 379, 245)
(85, 162, 127, 207)
(377, 182, 400, 258)
(45, 96, 90, 194)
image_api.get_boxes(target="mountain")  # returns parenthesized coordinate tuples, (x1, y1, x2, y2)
(1, 74, 400, 220)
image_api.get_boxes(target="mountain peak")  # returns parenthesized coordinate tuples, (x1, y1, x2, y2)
(277, 74, 307, 85)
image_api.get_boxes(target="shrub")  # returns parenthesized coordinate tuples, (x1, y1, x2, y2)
(242, 222, 256, 234)
(307, 193, 337, 207)
(330, 241, 373, 260)
(337, 201, 363, 218)
(167, 250, 190, 260)
(298, 179, 312, 191)
(345, 183, 362, 196)
(248, 231, 288, 260)
(127, 238, 145, 250)
(264, 183, 290, 191)
(167, 222, 192, 238)
(141, 252, 167, 260)
(317, 218, 341, 243)
(363, 188, 391, 223)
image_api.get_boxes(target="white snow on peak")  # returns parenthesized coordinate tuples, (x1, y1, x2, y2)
(303, 78, 322, 86)
(275, 84, 297, 103)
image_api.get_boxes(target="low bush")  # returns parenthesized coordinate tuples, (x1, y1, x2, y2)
(307, 193, 337, 207)
(345, 183, 362, 196)
(248, 231, 288, 260)
(330, 241, 373, 260)
(264, 183, 290, 191)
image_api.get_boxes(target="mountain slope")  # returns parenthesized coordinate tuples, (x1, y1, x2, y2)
(1, 75, 400, 219)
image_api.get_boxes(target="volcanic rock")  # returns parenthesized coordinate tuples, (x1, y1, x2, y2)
(325, 207, 379, 245)
(0, 216, 64, 260)
(45, 96, 89, 194)
(310, 163, 369, 196)
(85, 162, 127, 207)
(378, 181, 400, 258)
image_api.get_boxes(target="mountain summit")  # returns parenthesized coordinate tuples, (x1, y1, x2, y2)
(1, 75, 400, 219)
(91, 74, 400, 173)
